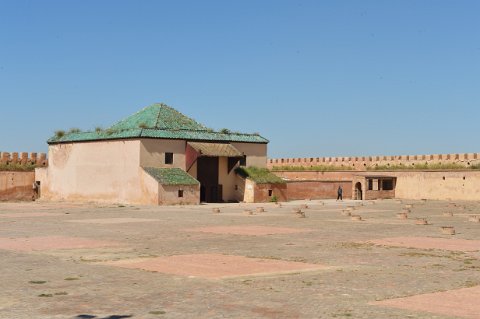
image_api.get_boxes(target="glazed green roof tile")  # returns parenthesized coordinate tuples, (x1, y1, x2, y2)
(110, 104, 210, 131)
(48, 104, 268, 144)
(143, 167, 200, 186)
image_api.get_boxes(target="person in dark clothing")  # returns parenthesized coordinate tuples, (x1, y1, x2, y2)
(337, 186, 343, 201)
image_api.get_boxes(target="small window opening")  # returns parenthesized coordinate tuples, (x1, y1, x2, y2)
(178, 190, 184, 198)
(235, 185, 238, 191)
(165, 152, 173, 164)
(239, 155, 247, 166)
(442, 176, 446, 180)
(368, 179, 373, 191)
(463, 176, 466, 180)
(268, 189, 273, 197)
(382, 179, 394, 191)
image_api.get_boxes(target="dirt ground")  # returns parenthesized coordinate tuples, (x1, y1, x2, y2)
(0, 199, 479, 319)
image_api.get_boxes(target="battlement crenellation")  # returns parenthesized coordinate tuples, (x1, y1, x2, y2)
(268, 153, 480, 171)
(0, 152, 48, 166)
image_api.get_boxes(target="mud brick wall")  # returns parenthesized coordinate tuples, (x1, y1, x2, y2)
(0, 171, 35, 201)
(268, 153, 480, 171)
(253, 182, 288, 203)
(287, 181, 352, 200)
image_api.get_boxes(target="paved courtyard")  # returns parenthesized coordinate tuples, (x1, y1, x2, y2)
(0, 199, 479, 319)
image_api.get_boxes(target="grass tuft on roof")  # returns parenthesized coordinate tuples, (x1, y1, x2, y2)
(235, 166, 285, 184)
(48, 104, 268, 144)
(143, 167, 199, 186)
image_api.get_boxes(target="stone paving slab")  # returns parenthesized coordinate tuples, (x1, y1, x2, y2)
(102, 253, 328, 279)
(183, 226, 314, 236)
(368, 236, 480, 252)
(0, 199, 479, 318)
(371, 285, 480, 318)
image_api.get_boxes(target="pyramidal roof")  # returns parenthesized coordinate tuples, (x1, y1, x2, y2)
(109, 104, 210, 132)
(48, 103, 268, 144)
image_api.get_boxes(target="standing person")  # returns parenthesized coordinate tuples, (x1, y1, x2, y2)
(337, 185, 343, 201)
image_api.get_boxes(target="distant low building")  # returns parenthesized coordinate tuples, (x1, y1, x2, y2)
(36, 103, 272, 205)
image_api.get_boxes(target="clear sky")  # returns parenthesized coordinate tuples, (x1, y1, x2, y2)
(1, 0, 479, 158)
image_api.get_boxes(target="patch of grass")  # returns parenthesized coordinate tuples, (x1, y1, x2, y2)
(332, 310, 353, 317)
(149, 310, 166, 315)
(105, 128, 117, 135)
(29, 280, 47, 284)
(38, 293, 53, 297)
(95, 126, 103, 133)
(219, 128, 231, 134)
(235, 166, 285, 184)
(368, 163, 469, 171)
(464, 280, 480, 288)
(68, 128, 81, 134)
(54, 292, 68, 296)
(54, 130, 65, 139)
(270, 195, 278, 203)
(64, 277, 79, 281)
(337, 242, 374, 250)
(273, 162, 480, 171)
(271, 165, 353, 172)
(0, 163, 37, 171)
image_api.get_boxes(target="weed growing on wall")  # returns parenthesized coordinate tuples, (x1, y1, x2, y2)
(271, 165, 354, 172)
(235, 167, 286, 184)
(0, 163, 37, 171)
(369, 163, 472, 171)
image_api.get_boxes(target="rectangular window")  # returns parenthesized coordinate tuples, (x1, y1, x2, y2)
(268, 189, 273, 197)
(368, 179, 373, 190)
(382, 179, 394, 191)
(239, 155, 247, 166)
(165, 153, 173, 164)
(178, 189, 184, 198)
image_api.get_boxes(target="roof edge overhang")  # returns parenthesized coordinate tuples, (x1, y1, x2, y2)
(48, 135, 269, 145)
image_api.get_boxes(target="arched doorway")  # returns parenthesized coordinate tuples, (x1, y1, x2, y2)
(355, 182, 363, 200)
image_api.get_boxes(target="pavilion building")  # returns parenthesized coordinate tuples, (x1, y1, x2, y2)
(36, 103, 271, 205)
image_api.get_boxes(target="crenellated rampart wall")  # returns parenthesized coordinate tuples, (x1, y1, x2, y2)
(0, 152, 48, 167)
(267, 153, 480, 171)
(0, 152, 47, 201)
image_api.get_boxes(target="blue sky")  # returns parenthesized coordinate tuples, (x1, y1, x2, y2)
(1, 1, 479, 158)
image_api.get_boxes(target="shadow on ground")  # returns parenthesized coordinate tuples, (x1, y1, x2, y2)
(74, 315, 133, 319)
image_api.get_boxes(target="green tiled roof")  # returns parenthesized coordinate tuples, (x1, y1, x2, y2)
(110, 104, 210, 131)
(48, 103, 269, 144)
(143, 167, 200, 186)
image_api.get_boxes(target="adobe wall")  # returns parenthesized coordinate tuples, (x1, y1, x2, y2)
(354, 170, 480, 201)
(268, 152, 480, 170)
(232, 142, 267, 168)
(140, 139, 186, 169)
(287, 181, 352, 200)
(0, 151, 47, 201)
(242, 179, 287, 203)
(37, 140, 160, 205)
(158, 184, 200, 205)
(0, 171, 35, 201)
(273, 170, 356, 181)
(274, 169, 480, 201)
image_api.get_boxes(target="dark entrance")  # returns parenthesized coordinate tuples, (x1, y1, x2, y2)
(355, 182, 363, 200)
(197, 157, 222, 203)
